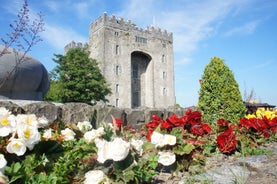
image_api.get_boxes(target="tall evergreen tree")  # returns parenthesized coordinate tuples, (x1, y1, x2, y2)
(197, 56, 246, 124)
(45, 48, 111, 103)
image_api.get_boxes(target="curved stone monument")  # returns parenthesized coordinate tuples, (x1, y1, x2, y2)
(0, 45, 50, 100)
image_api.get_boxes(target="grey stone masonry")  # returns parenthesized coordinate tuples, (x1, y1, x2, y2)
(70, 13, 175, 108)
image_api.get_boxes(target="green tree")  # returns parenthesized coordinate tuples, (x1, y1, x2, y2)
(197, 56, 246, 124)
(45, 48, 111, 103)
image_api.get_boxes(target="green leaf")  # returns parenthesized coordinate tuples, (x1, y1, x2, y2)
(173, 143, 195, 155)
(170, 128, 183, 140)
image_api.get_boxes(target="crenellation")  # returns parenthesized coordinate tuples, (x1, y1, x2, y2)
(64, 41, 88, 54)
(90, 13, 173, 42)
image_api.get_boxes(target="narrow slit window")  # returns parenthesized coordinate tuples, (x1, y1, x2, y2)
(163, 71, 166, 79)
(116, 84, 119, 93)
(162, 54, 165, 63)
(115, 65, 119, 75)
(115, 45, 119, 55)
(163, 88, 166, 96)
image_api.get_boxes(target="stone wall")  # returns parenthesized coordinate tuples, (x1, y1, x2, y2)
(0, 100, 191, 129)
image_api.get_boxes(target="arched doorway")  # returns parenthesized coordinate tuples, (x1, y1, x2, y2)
(131, 51, 151, 108)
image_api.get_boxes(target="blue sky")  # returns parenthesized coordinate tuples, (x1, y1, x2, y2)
(1, 0, 276, 107)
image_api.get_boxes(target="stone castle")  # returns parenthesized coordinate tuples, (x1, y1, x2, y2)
(65, 13, 175, 108)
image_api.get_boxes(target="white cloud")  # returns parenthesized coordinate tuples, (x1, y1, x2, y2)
(224, 20, 260, 37)
(41, 24, 87, 51)
(118, 0, 251, 65)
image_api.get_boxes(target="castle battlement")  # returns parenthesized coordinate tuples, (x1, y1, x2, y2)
(64, 41, 88, 54)
(90, 13, 173, 42)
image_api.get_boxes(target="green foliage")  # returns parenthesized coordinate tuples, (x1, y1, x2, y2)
(197, 56, 246, 124)
(45, 48, 111, 103)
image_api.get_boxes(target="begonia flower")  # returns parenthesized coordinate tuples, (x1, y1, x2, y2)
(163, 134, 176, 146)
(0, 154, 7, 173)
(151, 131, 165, 147)
(42, 128, 53, 139)
(16, 114, 39, 127)
(6, 138, 27, 156)
(84, 170, 110, 184)
(131, 139, 144, 155)
(61, 128, 75, 141)
(216, 128, 237, 153)
(17, 124, 41, 150)
(158, 152, 176, 166)
(108, 137, 130, 162)
(77, 121, 92, 133)
(0, 107, 16, 137)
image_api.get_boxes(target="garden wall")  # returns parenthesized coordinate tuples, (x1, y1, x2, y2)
(0, 100, 192, 129)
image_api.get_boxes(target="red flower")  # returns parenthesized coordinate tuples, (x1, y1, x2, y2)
(166, 114, 186, 127)
(239, 118, 267, 132)
(146, 129, 154, 141)
(217, 119, 229, 127)
(161, 120, 173, 130)
(269, 118, 277, 133)
(115, 118, 123, 128)
(185, 108, 192, 115)
(216, 128, 237, 153)
(191, 123, 211, 136)
(146, 115, 161, 129)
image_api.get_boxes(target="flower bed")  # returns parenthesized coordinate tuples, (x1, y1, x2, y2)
(0, 107, 276, 183)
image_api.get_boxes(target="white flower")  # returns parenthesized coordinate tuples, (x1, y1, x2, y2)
(0, 107, 16, 137)
(84, 127, 105, 143)
(16, 114, 39, 127)
(0, 154, 7, 173)
(84, 170, 110, 184)
(96, 127, 105, 136)
(151, 131, 165, 147)
(108, 138, 130, 161)
(131, 139, 144, 155)
(163, 134, 176, 146)
(6, 138, 27, 156)
(158, 152, 176, 166)
(42, 128, 53, 139)
(84, 130, 98, 143)
(16, 124, 41, 150)
(95, 137, 130, 163)
(151, 131, 177, 147)
(95, 138, 109, 163)
(61, 128, 75, 141)
(77, 121, 92, 133)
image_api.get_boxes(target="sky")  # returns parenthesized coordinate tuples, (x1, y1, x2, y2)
(0, 0, 276, 107)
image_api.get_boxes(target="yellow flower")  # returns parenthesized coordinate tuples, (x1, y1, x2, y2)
(245, 114, 256, 119)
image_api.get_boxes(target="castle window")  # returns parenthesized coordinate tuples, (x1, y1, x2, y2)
(135, 36, 147, 44)
(116, 98, 119, 107)
(162, 43, 166, 48)
(115, 65, 119, 75)
(115, 45, 119, 55)
(163, 88, 167, 96)
(162, 54, 166, 63)
(163, 71, 166, 79)
(114, 31, 119, 36)
(116, 84, 119, 93)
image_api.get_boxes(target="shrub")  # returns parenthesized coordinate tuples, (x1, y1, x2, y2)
(197, 56, 246, 124)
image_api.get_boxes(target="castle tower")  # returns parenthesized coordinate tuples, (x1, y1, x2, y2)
(89, 13, 175, 108)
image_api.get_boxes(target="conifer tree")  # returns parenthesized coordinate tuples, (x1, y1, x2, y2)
(197, 56, 246, 124)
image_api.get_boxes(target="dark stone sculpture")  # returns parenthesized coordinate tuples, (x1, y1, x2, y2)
(0, 45, 50, 100)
